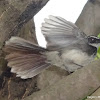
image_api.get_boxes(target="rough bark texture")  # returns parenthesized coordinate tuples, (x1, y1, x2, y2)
(0, 0, 49, 100)
(24, 60, 100, 100)
(0, 0, 100, 100)
(0, 0, 49, 47)
(76, 0, 100, 36)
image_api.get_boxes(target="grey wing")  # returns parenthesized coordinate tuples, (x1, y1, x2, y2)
(41, 15, 87, 50)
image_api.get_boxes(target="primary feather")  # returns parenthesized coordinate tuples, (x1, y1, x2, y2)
(41, 15, 86, 50)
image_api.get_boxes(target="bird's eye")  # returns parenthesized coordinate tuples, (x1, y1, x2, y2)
(88, 38, 96, 43)
(91, 38, 95, 41)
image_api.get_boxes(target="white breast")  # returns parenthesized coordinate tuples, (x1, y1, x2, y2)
(45, 49, 94, 72)
(61, 49, 94, 72)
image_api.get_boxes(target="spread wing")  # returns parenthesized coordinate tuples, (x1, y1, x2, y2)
(41, 15, 87, 50)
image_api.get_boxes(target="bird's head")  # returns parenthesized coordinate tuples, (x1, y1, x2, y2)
(88, 36, 100, 48)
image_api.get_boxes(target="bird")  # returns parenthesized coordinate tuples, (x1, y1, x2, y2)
(4, 15, 100, 79)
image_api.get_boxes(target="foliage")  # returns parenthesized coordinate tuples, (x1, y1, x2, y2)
(95, 34, 100, 60)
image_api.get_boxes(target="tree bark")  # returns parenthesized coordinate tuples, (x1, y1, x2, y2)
(0, 0, 49, 47)
(24, 60, 100, 100)
(76, 0, 100, 36)
(0, 0, 49, 100)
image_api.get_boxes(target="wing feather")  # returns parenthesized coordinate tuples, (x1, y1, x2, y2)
(41, 15, 86, 50)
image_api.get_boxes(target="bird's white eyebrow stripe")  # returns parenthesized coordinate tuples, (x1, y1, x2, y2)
(89, 36, 100, 39)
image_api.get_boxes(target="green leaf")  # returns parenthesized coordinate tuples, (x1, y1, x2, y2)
(95, 33, 100, 60)
(98, 34, 100, 38)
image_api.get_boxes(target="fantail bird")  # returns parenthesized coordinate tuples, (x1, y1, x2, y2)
(4, 15, 100, 79)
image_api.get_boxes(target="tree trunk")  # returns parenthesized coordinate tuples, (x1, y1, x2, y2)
(0, 0, 49, 100)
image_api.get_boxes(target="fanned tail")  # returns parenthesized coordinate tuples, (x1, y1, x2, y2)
(4, 37, 50, 79)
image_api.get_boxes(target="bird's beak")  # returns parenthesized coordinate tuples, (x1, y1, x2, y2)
(96, 38, 100, 43)
(96, 38, 100, 48)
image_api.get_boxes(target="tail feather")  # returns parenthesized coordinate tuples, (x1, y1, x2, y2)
(16, 63, 50, 79)
(4, 37, 50, 79)
(5, 37, 46, 53)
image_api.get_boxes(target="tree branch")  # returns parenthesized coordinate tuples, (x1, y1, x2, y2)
(24, 60, 100, 100)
